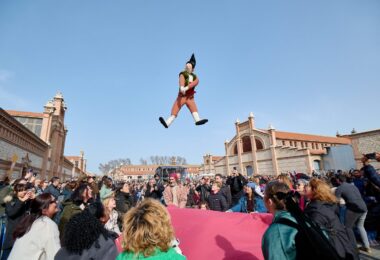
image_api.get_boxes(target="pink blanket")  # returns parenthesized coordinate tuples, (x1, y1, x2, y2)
(168, 207, 273, 260)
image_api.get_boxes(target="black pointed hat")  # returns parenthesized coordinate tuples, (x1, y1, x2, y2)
(186, 53, 196, 69)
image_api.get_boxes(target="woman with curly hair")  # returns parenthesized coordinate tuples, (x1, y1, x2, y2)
(58, 184, 92, 237)
(117, 198, 185, 259)
(8, 193, 60, 260)
(55, 207, 118, 260)
(276, 174, 294, 190)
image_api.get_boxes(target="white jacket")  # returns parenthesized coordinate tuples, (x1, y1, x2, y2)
(9, 216, 60, 260)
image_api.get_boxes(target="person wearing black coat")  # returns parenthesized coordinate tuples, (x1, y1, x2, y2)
(196, 177, 211, 203)
(207, 183, 228, 212)
(335, 175, 370, 253)
(2, 183, 33, 260)
(305, 179, 359, 260)
(114, 183, 133, 229)
(226, 170, 246, 206)
(215, 174, 232, 208)
(144, 178, 163, 200)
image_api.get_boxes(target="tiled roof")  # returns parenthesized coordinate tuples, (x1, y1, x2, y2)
(6, 110, 44, 118)
(275, 131, 351, 144)
(121, 172, 153, 176)
(212, 156, 223, 162)
(342, 129, 380, 138)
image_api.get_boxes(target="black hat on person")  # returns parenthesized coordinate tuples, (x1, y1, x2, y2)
(186, 53, 196, 69)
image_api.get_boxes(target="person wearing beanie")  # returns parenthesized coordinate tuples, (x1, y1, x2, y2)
(159, 53, 208, 128)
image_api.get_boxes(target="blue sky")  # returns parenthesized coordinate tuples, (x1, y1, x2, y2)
(0, 0, 379, 173)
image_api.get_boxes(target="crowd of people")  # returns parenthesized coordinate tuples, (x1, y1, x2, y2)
(0, 153, 378, 259)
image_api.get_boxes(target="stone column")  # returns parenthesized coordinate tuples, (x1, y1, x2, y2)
(268, 125, 279, 175)
(305, 150, 313, 174)
(224, 140, 230, 176)
(40, 100, 54, 144)
(248, 113, 259, 175)
(235, 119, 243, 174)
(80, 150, 84, 173)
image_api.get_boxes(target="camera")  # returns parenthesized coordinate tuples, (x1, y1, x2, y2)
(365, 153, 376, 160)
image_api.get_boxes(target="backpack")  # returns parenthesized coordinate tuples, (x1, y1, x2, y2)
(276, 218, 350, 260)
(276, 191, 357, 260)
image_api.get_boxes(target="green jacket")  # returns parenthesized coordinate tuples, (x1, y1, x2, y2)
(100, 185, 113, 201)
(262, 210, 298, 260)
(0, 185, 12, 216)
(116, 247, 186, 260)
(58, 200, 82, 237)
(179, 71, 197, 87)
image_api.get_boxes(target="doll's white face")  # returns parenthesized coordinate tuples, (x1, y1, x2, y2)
(185, 63, 193, 73)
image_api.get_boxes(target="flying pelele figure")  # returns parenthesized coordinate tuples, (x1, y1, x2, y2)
(159, 54, 208, 128)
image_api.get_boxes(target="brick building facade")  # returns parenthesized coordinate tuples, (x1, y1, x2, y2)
(343, 129, 380, 170)
(0, 93, 87, 180)
(200, 113, 369, 176)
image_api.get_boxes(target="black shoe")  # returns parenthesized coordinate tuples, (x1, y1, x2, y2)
(195, 119, 208, 126)
(159, 117, 168, 128)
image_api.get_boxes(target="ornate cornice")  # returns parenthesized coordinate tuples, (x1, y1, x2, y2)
(0, 108, 48, 156)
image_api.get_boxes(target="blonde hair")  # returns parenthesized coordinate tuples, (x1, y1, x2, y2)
(122, 198, 174, 257)
(213, 182, 222, 189)
(277, 174, 293, 189)
(102, 196, 115, 219)
(309, 178, 337, 204)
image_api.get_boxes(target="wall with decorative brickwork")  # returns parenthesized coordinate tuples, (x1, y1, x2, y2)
(350, 131, 380, 170)
(0, 140, 43, 168)
(277, 157, 309, 173)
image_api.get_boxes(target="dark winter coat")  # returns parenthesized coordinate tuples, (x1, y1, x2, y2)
(207, 191, 228, 212)
(196, 184, 211, 202)
(115, 190, 133, 214)
(226, 175, 246, 195)
(144, 185, 162, 200)
(362, 164, 380, 200)
(220, 185, 232, 208)
(305, 200, 358, 259)
(3, 197, 30, 249)
(335, 182, 367, 213)
(55, 234, 118, 260)
(59, 200, 83, 238)
(362, 164, 380, 188)
(44, 184, 61, 199)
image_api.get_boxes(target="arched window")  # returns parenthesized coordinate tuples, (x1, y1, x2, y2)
(242, 136, 252, 153)
(255, 138, 264, 150)
(233, 144, 238, 155)
(246, 165, 253, 176)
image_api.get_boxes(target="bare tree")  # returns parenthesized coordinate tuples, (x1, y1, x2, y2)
(140, 158, 148, 165)
(98, 158, 132, 174)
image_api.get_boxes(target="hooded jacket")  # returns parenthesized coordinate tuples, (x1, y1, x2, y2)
(262, 210, 298, 260)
